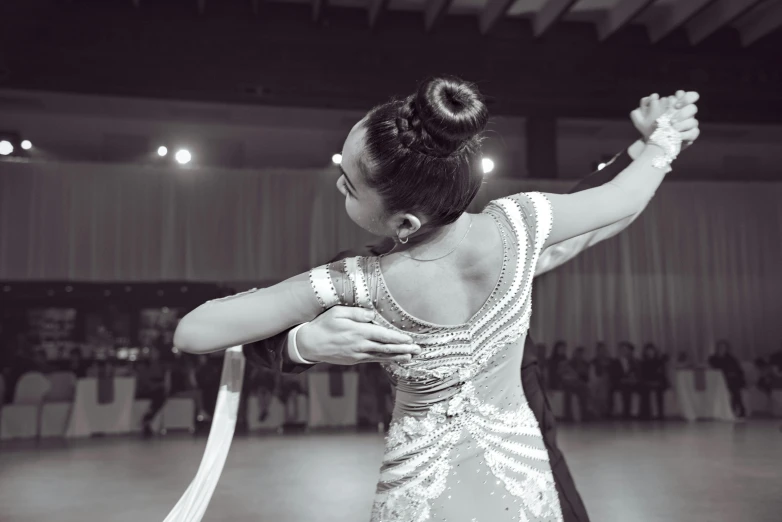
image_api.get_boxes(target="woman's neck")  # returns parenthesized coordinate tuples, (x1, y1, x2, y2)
(392, 213, 473, 258)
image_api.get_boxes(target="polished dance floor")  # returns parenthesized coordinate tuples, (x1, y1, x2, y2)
(1, 420, 781, 522)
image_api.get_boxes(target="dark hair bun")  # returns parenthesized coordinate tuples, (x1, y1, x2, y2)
(396, 76, 488, 157)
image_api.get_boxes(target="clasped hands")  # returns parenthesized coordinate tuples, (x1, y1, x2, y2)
(631, 90, 700, 152)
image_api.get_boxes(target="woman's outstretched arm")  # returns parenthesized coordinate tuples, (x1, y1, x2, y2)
(542, 143, 666, 248)
(174, 272, 323, 355)
(540, 95, 698, 249)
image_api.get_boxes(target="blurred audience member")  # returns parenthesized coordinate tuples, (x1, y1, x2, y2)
(254, 364, 280, 423)
(769, 343, 782, 374)
(136, 349, 168, 437)
(754, 356, 782, 399)
(708, 340, 746, 419)
(2, 333, 37, 403)
(638, 343, 669, 420)
(559, 347, 593, 422)
(570, 347, 590, 383)
(590, 342, 614, 418)
(86, 357, 115, 378)
(534, 343, 548, 389)
(195, 355, 221, 416)
(609, 342, 640, 419)
(547, 341, 568, 391)
(60, 348, 89, 378)
(237, 360, 256, 433)
(279, 372, 307, 426)
(675, 350, 692, 368)
(33, 348, 56, 374)
(358, 363, 393, 431)
(169, 352, 209, 422)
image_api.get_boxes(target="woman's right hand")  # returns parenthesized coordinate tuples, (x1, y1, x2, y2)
(631, 91, 700, 151)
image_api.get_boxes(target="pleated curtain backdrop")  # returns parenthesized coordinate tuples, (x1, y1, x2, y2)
(1, 160, 780, 361)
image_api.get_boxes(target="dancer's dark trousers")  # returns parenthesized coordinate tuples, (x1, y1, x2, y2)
(522, 358, 590, 522)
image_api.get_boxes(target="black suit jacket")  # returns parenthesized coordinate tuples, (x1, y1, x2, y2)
(244, 148, 634, 373)
(609, 356, 641, 385)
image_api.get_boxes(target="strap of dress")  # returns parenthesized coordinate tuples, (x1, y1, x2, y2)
(310, 264, 341, 309)
(525, 192, 554, 256)
(344, 257, 373, 309)
(309, 257, 372, 310)
(491, 192, 553, 262)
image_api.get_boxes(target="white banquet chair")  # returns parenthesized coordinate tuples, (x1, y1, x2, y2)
(40, 371, 77, 438)
(0, 372, 51, 440)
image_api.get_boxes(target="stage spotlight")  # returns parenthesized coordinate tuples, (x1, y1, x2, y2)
(158, 146, 168, 157)
(332, 153, 342, 165)
(481, 158, 495, 174)
(21, 140, 32, 150)
(597, 163, 606, 171)
(0, 140, 13, 156)
(175, 149, 192, 165)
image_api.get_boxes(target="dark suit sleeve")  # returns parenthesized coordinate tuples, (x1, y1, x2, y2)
(243, 246, 377, 374)
(566, 149, 633, 195)
(243, 334, 312, 375)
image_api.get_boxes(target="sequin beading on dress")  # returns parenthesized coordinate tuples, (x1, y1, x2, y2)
(309, 192, 562, 522)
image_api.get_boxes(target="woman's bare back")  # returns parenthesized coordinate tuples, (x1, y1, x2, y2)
(377, 211, 505, 326)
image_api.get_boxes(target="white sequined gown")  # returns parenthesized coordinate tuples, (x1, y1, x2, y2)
(309, 192, 562, 522)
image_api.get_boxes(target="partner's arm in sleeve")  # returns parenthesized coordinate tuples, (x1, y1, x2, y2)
(536, 94, 698, 248)
(534, 143, 642, 277)
(535, 91, 700, 274)
(542, 146, 663, 247)
(242, 330, 312, 375)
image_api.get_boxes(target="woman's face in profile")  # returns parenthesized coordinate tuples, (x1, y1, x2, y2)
(335, 122, 391, 236)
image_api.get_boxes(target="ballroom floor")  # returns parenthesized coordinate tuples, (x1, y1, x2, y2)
(1, 420, 781, 522)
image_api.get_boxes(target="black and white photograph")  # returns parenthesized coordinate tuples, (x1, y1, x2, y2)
(1, 0, 781, 521)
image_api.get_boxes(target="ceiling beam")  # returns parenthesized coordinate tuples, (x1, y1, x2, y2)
(251, 0, 260, 16)
(368, 0, 390, 28)
(598, 0, 656, 41)
(646, 0, 716, 43)
(479, 0, 515, 35)
(534, 0, 579, 37)
(424, 0, 454, 32)
(687, 0, 764, 44)
(313, 0, 325, 22)
(5, 4, 782, 125)
(737, 0, 782, 47)
(197, 0, 206, 15)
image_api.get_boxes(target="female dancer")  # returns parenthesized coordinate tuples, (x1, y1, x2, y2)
(170, 77, 699, 522)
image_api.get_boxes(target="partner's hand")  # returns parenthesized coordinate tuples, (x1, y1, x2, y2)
(631, 91, 700, 149)
(297, 306, 421, 365)
(669, 91, 700, 150)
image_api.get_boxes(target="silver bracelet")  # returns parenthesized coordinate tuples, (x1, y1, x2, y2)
(647, 110, 682, 172)
(288, 323, 316, 365)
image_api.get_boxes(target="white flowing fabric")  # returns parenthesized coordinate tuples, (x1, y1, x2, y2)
(163, 346, 245, 522)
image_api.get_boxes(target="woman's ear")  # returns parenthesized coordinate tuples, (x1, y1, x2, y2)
(396, 213, 423, 242)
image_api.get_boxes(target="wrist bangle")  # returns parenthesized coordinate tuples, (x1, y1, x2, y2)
(288, 323, 315, 365)
(647, 110, 682, 172)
